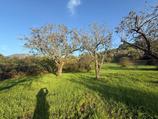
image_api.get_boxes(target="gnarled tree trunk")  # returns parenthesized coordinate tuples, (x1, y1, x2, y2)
(95, 58, 100, 80)
(56, 61, 64, 76)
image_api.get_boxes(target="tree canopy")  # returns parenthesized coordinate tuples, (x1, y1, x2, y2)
(23, 24, 81, 76)
(116, 5, 158, 59)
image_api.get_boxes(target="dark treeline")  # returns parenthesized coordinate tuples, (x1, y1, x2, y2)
(0, 54, 93, 80)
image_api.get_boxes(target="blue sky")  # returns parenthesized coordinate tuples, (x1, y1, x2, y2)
(0, 0, 157, 56)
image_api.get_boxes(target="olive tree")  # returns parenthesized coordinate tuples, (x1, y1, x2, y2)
(81, 23, 112, 79)
(116, 5, 158, 59)
(23, 24, 81, 76)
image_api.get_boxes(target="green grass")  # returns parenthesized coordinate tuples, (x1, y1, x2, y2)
(0, 63, 158, 119)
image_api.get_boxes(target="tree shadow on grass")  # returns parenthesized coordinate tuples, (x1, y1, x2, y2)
(0, 76, 35, 92)
(148, 80, 158, 84)
(33, 88, 50, 119)
(0, 74, 45, 92)
(68, 75, 158, 116)
(106, 66, 158, 71)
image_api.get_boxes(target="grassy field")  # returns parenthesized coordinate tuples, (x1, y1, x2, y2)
(0, 63, 158, 119)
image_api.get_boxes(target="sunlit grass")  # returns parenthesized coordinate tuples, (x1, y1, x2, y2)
(0, 63, 158, 119)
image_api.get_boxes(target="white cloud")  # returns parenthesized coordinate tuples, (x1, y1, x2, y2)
(67, 0, 81, 15)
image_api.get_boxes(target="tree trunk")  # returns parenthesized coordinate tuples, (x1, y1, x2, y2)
(95, 59, 100, 80)
(56, 61, 64, 76)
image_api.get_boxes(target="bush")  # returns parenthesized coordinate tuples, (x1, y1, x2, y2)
(0, 54, 7, 64)
(119, 57, 133, 67)
(16, 64, 46, 75)
(63, 59, 79, 72)
(0, 56, 53, 80)
(78, 56, 93, 72)
(36, 57, 56, 73)
(63, 55, 93, 73)
(0, 64, 47, 80)
(0, 64, 17, 80)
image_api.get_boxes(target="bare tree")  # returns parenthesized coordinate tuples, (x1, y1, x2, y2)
(116, 5, 158, 59)
(81, 23, 112, 79)
(22, 24, 81, 76)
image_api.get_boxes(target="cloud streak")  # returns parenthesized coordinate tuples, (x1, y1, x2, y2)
(67, 0, 81, 15)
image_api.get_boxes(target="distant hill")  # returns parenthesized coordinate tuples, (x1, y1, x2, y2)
(8, 54, 31, 59)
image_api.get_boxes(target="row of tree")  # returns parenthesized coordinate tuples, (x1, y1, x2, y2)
(22, 5, 158, 79)
(23, 23, 111, 79)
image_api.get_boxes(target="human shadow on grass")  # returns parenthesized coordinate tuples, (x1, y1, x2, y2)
(68, 75, 158, 116)
(33, 88, 50, 119)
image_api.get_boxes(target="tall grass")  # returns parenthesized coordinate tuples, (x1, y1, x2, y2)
(0, 63, 157, 119)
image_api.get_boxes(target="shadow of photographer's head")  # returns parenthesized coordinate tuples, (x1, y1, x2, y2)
(37, 88, 48, 97)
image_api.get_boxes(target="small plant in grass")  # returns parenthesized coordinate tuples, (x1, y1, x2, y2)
(76, 93, 96, 118)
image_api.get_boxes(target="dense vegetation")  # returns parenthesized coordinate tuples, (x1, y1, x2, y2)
(0, 55, 93, 80)
(0, 64, 157, 119)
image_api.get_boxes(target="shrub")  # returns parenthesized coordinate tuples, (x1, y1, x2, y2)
(36, 57, 56, 73)
(0, 56, 52, 80)
(16, 64, 46, 76)
(63, 55, 93, 73)
(0, 54, 7, 64)
(0, 64, 17, 80)
(119, 57, 133, 67)
(78, 56, 93, 72)
(63, 59, 79, 72)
